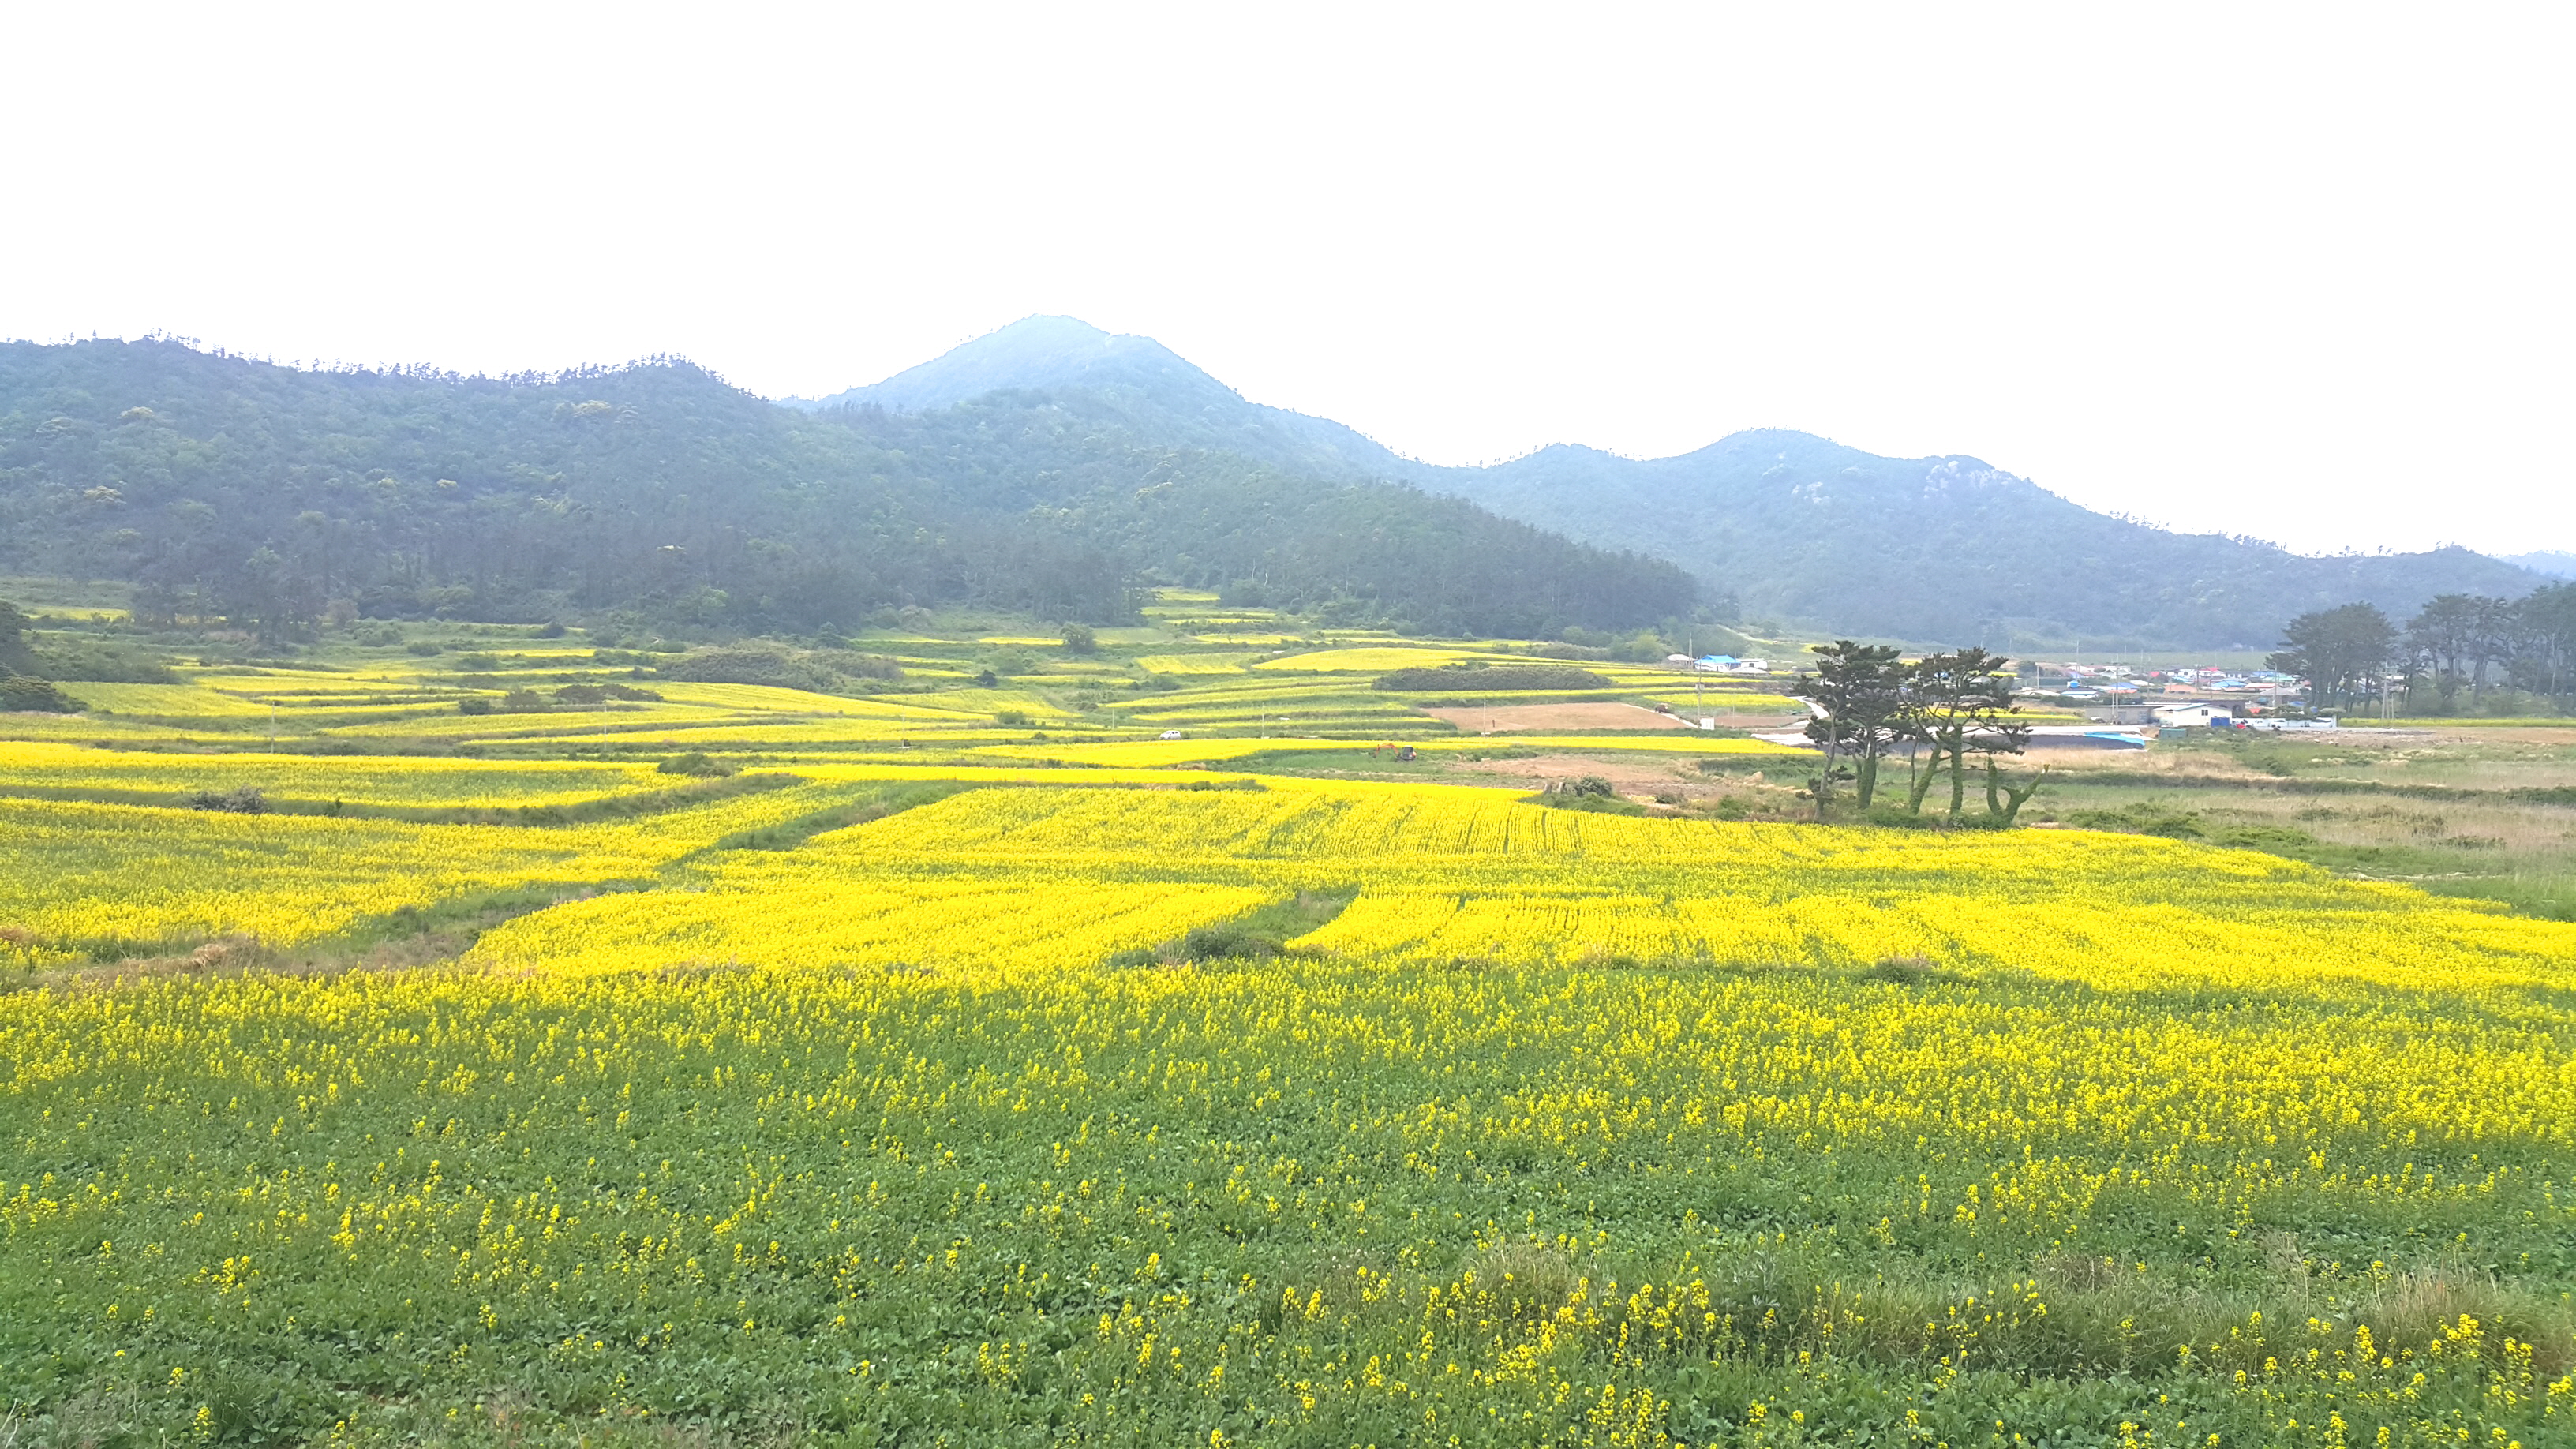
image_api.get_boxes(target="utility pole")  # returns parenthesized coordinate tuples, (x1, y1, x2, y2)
(1689, 630, 1702, 721)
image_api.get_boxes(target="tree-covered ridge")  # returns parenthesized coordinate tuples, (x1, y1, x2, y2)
(833, 395, 1697, 637)
(1425, 432, 2543, 650)
(0, 340, 1693, 640)
(798, 316, 2542, 650)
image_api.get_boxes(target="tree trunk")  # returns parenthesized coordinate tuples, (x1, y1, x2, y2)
(1986, 756, 2046, 823)
(1816, 733, 1840, 822)
(1906, 740, 1945, 815)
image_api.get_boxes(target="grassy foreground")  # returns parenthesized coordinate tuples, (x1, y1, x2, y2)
(6, 953, 2571, 1447)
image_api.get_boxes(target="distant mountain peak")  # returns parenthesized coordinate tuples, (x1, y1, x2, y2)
(990, 313, 1109, 343)
(2496, 549, 2576, 579)
(782, 316, 1234, 414)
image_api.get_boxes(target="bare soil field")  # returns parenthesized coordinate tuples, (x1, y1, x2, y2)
(1422, 702, 1794, 732)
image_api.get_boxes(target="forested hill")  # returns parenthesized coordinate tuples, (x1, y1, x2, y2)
(0, 339, 1694, 638)
(825, 317, 2537, 649)
(785, 314, 1411, 485)
(1441, 433, 2541, 649)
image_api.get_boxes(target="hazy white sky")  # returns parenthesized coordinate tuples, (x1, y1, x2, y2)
(4, 4, 2568, 556)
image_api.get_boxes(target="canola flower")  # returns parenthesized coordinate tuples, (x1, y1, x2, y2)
(0, 781, 863, 968)
(1136, 653, 1263, 675)
(959, 738, 1421, 766)
(959, 736, 1804, 768)
(318, 706, 754, 740)
(5, 937, 2570, 1443)
(896, 688, 1081, 720)
(455, 780, 2576, 999)
(513, 720, 932, 748)
(3, 770, 2574, 1443)
(52, 682, 283, 717)
(0, 741, 669, 809)
(639, 683, 979, 717)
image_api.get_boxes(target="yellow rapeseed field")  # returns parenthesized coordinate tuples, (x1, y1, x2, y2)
(0, 741, 668, 807)
(469, 779, 2576, 997)
(1255, 646, 1509, 673)
(4, 762, 2573, 1443)
(0, 781, 861, 967)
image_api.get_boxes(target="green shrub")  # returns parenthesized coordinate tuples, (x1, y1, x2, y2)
(1529, 778, 1646, 815)
(550, 682, 657, 706)
(185, 786, 268, 814)
(25, 644, 175, 683)
(0, 676, 80, 713)
(657, 753, 735, 778)
(810, 650, 903, 681)
(1179, 922, 1280, 960)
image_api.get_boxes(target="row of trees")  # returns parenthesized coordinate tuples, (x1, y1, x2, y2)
(2271, 582, 2576, 712)
(1791, 642, 2044, 825)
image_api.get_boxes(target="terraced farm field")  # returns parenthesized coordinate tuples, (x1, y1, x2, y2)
(4, 600, 2574, 1446)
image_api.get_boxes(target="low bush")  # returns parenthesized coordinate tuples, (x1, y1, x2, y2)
(1529, 777, 1646, 814)
(549, 682, 658, 706)
(26, 644, 175, 683)
(810, 650, 903, 681)
(0, 676, 80, 713)
(185, 786, 268, 814)
(657, 753, 735, 778)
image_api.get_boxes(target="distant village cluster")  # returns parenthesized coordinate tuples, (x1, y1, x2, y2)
(1670, 652, 1775, 675)
(2024, 663, 2323, 731)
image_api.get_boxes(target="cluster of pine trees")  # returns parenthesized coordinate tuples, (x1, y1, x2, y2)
(1790, 642, 2046, 825)
(2271, 582, 2576, 711)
